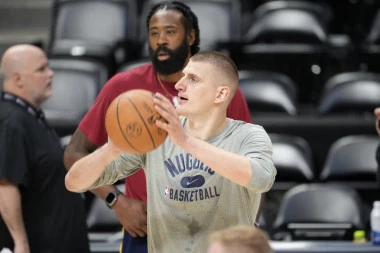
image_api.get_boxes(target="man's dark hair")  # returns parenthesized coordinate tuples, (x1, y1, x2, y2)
(146, 1, 200, 56)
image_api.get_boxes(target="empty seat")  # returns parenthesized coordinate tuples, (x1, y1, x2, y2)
(365, 10, 380, 45)
(270, 134, 314, 186)
(317, 72, 380, 115)
(272, 183, 366, 241)
(48, 0, 139, 74)
(239, 70, 297, 115)
(42, 58, 108, 136)
(360, 9, 380, 72)
(233, 0, 332, 104)
(263, 134, 315, 231)
(319, 135, 379, 188)
(245, 0, 331, 44)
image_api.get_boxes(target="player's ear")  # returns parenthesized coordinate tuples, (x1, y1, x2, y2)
(12, 72, 23, 88)
(215, 86, 230, 103)
(187, 29, 196, 46)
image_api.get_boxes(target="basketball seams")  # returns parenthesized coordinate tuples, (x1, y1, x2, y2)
(116, 94, 141, 153)
(106, 89, 167, 154)
(125, 94, 157, 149)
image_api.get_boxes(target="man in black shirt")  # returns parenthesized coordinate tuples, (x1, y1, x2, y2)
(0, 44, 89, 253)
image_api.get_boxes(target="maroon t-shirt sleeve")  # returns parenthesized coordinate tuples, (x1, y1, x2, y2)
(227, 87, 252, 123)
(79, 73, 127, 146)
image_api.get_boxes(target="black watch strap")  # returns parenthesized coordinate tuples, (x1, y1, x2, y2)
(105, 188, 122, 208)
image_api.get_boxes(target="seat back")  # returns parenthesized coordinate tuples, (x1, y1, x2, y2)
(236, 1, 332, 104)
(270, 134, 314, 186)
(42, 58, 108, 136)
(366, 10, 380, 45)
(272, 183, 365, 241)
(49, 0, 139, 72)
(320, 135, 379, 184)
(245, 0, 331, 44)
(239, 70, 297, 115)
(318, 72, 380, 115)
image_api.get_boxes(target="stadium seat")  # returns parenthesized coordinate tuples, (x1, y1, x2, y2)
(232, 0, 332, 104)
(360, 8, 380, 73)
(263, 134, 315, 231)
(48, 0, 140, 75)
(317, 72, 380, 115)
(270, 134, 314, 189)
(238, 70, 298, 115)
(319, 135, 379, 188)
(272, 183, 366, 241)
(42, 58, 108, 136)
(244, 1, 331, 44)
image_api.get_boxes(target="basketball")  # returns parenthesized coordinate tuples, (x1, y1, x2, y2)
(105, 89, 168, 154)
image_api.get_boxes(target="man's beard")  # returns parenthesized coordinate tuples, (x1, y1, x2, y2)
(149, 39, 189, 75)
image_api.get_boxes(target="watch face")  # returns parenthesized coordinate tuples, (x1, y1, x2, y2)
(106, 192, 116, 204)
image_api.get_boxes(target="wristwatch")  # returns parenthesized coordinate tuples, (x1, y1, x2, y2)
(105, 189, 122, 208)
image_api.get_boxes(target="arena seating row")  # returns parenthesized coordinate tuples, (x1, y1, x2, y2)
(44, 54, 379, 173)
(44, 0, 380, 105)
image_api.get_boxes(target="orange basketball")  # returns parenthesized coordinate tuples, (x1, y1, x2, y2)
(105, 89, 168, 154)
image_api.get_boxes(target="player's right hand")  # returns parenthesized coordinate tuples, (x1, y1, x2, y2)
(113, 194, 147, 237)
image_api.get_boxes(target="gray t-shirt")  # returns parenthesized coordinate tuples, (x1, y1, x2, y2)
(90, 117, 276, 253)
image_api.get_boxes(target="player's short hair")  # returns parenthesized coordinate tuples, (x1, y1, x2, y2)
(191, 51, 239, 95)
(209, 225, 273, 253)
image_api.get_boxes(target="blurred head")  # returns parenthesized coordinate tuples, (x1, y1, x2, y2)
(0, 44, 54, 108)
(174, 51, 238, 116)
(207, 225, 273, 253)
(146, 1, 200, 75)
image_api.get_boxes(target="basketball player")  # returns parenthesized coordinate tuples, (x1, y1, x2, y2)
(65, 51, 276, 253)
(63, 2, 255, 252)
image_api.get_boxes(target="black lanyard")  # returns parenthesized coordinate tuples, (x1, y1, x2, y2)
(1, 92, 60, 142)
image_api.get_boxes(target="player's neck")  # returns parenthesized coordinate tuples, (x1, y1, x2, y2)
(186, 114, 229, 140)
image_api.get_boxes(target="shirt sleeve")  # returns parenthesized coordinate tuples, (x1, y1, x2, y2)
(79, 73, 126, 146)
(241, 125, 276, 193)
(0, 123, 29, 187)
(227, 87, 252, 123)
(86, 152, 145, 191)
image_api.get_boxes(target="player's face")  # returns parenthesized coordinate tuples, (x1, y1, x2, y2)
(174, 61, 220, 116)
(148, 10, 192, 75)
(21, 50, 54, 107)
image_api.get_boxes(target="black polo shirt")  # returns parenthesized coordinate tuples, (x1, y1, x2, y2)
(0, 95, 89, 253)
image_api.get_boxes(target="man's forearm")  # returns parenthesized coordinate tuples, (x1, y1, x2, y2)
(182, 136, 253, 186)
(65, 143, 122, 192)
(0, 182, 29, 246)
